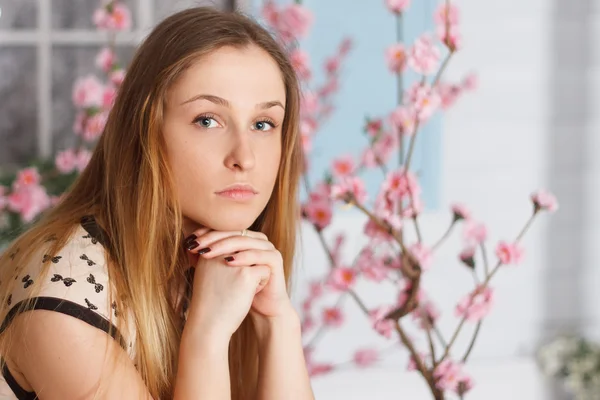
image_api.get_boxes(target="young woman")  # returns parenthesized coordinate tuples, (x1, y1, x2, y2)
(0, 6, 313, 400)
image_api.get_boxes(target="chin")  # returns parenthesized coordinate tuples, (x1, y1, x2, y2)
(197, 209, 263, 232)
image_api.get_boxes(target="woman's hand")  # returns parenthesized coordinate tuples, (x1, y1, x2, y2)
(183, 228, 272, 339)
(187, 228, 294, 320)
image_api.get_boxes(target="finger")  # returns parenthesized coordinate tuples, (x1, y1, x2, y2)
(198, 236, 275, 258)
(247, 265, 271, 293)
(183, 227, 212, 251)
(224, 249, 282, 269)
(194, 229, 268, 248)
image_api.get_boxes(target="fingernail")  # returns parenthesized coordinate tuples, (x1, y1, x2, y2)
(198, 247, 211, 255)
(225, 256, 234, 262)
(186, 241, 199, 251)
(184, 234, 197, 244)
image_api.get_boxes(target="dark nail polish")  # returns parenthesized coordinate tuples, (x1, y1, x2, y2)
(183, 234, 197, 246)
(198, 247, 211, 255)
(185, 241, 199, 251)
(225, 256, 234, 262)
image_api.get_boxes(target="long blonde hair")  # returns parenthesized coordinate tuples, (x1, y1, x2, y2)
(0, 6, 303, 399)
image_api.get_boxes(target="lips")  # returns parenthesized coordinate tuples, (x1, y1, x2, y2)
(215, 183, 258, 201)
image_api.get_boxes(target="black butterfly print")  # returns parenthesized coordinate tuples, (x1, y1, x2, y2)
(82, 234, 98, 245)
(9, 248, 19, 260)
(21, 275, 33, 289)
(86, 274, 104, 293)
(50, 274, 77, 287)
(111, 301, 119, 317)
(7, 294, 12, 306)
(42, 254, 62, 264)
(84, 298, 98, 310)
(80, 254, 96, 267)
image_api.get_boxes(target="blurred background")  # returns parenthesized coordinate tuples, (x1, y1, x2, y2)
(0, 0, 598, 399)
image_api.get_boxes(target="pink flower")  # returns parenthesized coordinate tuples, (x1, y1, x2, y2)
(322, 307, 344, 327)
(290, 49, 312, 81)
(455, 285, 493, 322)
(434, 359, 464, 392)
(437, 82, 463, 109)
(7, 184, 51, 223)
(303, 200, 332, 230)
(110, 69, 125, 86)
(278, 4, 313, 41)
(261, 1, 279, 26)
(437, 23, 462, 51)
(407, 83, 441, 121)
(370, 306, 396, 339)
(301, 91, 320, 115)
(390, 106, 415, 136)
(385, 0, 411, 14)
(73, 111, 86, 135)
(72, 76, 104, 109)
(309, 182, 332, 204)
(457, 375, 475, 396)
(434, 3, 460, 26)
(331, 177, 368, 204)
(365, 119, 383, 137)
(14, 168, 41, 188)
(412, 301, 440, 329)
(408, 243, 433, 270)
(302, 315, 315, 332)
(462, 73, 478, 91)
(82, 112, 108, 142)
(328, 267, 357, 291)
(309, 281, 324, 298)
(382, 168, 421, 201)
(531, 190, 559, 212)
(385, 43, 408, 73)
(102, 86, 117, 109)
(95, 47, 115, 73)
(407, 352, 427, 371)
(76, 149, 92, 171)
(495, 241, 524, 265)
(408, 35, 441, 75)
(325, 56, 341, 75)
(353, 348, 379, 367)
(331, 155, 355, 179)
(463, 220, 488, 245)
(308, 363, 334, 377)
(55, 149, 78, 174)
(357, 249, 388, 282)
(451, 203, 471, 221)
(93, 3, 132, 31)
(459, 246, 476, 269)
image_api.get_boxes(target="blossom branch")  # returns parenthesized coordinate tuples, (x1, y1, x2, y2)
(439, 211, 539, 363)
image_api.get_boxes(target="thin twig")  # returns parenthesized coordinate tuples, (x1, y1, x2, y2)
(432, 220, 456, 252)
(438, 212, 539, 363)
(461, 320, 482, 362)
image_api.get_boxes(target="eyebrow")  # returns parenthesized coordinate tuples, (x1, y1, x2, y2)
(181, 94, 285, 110)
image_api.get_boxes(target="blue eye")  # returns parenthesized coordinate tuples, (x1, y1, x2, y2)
(193, 115, 220, 128)
(253, 120, 276, 132)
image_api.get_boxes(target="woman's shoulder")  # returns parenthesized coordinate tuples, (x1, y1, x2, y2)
(7, 219, 118, 322)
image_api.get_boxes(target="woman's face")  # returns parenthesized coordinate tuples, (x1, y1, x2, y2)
(163, 45, 285, 233)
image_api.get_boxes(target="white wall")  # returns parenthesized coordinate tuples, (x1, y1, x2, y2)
(292, 0, 598, 398)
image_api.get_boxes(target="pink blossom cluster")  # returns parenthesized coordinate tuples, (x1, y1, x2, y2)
(1, 169, 55, 223)
(92, 1, 132, 31)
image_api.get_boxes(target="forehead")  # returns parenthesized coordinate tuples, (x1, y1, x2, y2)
(169, 45, 286, 107)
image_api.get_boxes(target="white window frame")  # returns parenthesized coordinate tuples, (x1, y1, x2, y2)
(0, 0, 155, 159)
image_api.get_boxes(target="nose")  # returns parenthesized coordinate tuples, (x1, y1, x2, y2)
(223, 127, 255, 171)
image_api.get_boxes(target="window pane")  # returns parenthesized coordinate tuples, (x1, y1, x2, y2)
(52, 0, 136, 30)
(0, 0, 37, 30)
(153, 0, 232, 23)
(0, 47, 38, 167)
(51, 45, 135, 152)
